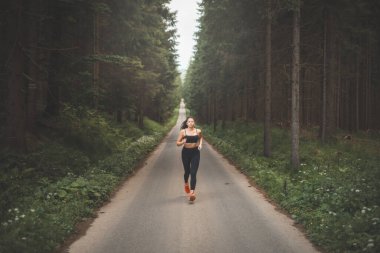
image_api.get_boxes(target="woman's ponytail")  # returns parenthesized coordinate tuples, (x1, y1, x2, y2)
(180, 118, 188, 129)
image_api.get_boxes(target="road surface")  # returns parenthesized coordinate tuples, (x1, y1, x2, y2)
(68, 101, 318, 253)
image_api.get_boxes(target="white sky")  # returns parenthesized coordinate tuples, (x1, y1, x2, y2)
(168, 0, 200, 74)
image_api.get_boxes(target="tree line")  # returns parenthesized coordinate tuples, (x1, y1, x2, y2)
(0, 0, 180, 152)
(184, 0, 380, 166)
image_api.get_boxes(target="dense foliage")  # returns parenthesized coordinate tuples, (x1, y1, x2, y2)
(203, 122, 380, 253)
(0, 0, 181, 152)
(0, 0, 181, 251)
(185, 0, 380, 134)
(185, 1, 380, 251)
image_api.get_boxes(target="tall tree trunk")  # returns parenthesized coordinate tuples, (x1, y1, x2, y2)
(207, 90, 212, 124)
(336, 42, 341, 129)
(247, 68, 253, 121)
(264, 0, 272, 157)
(321, 8, 327, 143)
(45, 2, 63, 117)
(291, 0, 300, 168)
(117, 110, 122, 123)
(244, 78, 249, 121)
(25, 0, 39, 135)
(300, 68, 307, 128)
(93, 11, 100, 109)
(6, 0, 26, 151)
(221, 93, 226, 129)
(345, 80, 350, 131)
(326, 8, 337, 137)
(138, 84, 145, 128)
(213, 92, 217, 132)
(366, 32, 371, 129)
(355, 50, 360, 131)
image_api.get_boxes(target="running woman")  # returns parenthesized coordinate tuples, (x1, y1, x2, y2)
(176, 116, 203, 201)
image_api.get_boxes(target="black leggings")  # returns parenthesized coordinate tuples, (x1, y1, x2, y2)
(181, 147, 200, 190)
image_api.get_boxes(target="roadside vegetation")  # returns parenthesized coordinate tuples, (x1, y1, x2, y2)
(203, 122, 380, 253)
(0, 107, 178, 253)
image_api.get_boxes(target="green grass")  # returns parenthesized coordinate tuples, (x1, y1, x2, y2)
(202, 121, 380, 253)
(0, 107, 178, 253)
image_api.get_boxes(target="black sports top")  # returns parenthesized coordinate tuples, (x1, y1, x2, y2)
(184, 129, 199, 143)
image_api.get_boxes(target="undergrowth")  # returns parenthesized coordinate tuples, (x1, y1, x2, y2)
(203, 121, 380, 253)
(0, 107, 178, 253)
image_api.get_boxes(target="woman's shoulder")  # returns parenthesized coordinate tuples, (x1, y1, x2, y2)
(196, 128, 202, 133)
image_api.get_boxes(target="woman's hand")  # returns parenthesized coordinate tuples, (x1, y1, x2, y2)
(198, 144, 202, 150)
(177, 139, 186, 146)
(176, 130, 186, 146)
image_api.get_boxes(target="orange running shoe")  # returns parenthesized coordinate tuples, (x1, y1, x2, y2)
(189, 191, 196, 201)
(184, 183, 190, 194)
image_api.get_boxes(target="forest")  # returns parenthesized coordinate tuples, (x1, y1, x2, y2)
(185, 0, 380, 136)
(1, 0, 180, 252)
(183, 0, 380, 252)
(1, 0, 380, 252)
(0, 0, 180, 152)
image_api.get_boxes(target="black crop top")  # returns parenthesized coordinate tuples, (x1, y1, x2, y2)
(184, 129, 199, 143)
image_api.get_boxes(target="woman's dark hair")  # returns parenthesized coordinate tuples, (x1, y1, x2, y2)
(180, 116, 195, 129)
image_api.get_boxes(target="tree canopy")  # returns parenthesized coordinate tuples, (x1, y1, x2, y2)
(184, 0, 380, 134)
(0, 0, 180, 151)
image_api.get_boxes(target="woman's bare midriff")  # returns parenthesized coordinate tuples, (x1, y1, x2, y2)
(183, 143, 199, 149)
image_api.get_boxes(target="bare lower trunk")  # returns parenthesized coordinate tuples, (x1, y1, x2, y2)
(326, 9, 337, 137)
(25, 0, 39, 135)
(291, 0, 300, 168)
(45, 2, 63, 117)
(321, 8, 327, 143)
(264, 0, 272, 157)
(93, 11, 100, 109)
(6, 0, 26, 151)
(355, 51, 360, 131)
(138, 85, 145, 128)
(213, 92, 217, 132)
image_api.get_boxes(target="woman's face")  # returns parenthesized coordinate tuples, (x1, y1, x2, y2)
(187, 118, 195, 128)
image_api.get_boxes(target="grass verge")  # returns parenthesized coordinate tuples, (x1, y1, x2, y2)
(202, 121, 379, 253)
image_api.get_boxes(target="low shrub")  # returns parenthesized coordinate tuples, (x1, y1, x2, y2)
(0, 170, 119, 253)
(60, 105, 123, 159)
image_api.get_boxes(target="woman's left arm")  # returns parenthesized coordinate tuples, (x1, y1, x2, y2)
(176, 130, 186, 146)
(198, 129, 203, 150)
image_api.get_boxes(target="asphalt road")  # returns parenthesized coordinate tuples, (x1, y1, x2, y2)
(68, 101, 318, 253)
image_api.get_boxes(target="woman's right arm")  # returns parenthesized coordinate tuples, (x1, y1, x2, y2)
(176, 130, 185, 146)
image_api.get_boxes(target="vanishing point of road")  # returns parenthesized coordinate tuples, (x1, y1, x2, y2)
(68, 101, 318, 253)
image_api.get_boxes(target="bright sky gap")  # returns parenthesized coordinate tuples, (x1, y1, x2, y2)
(168, 0, 200, 75)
